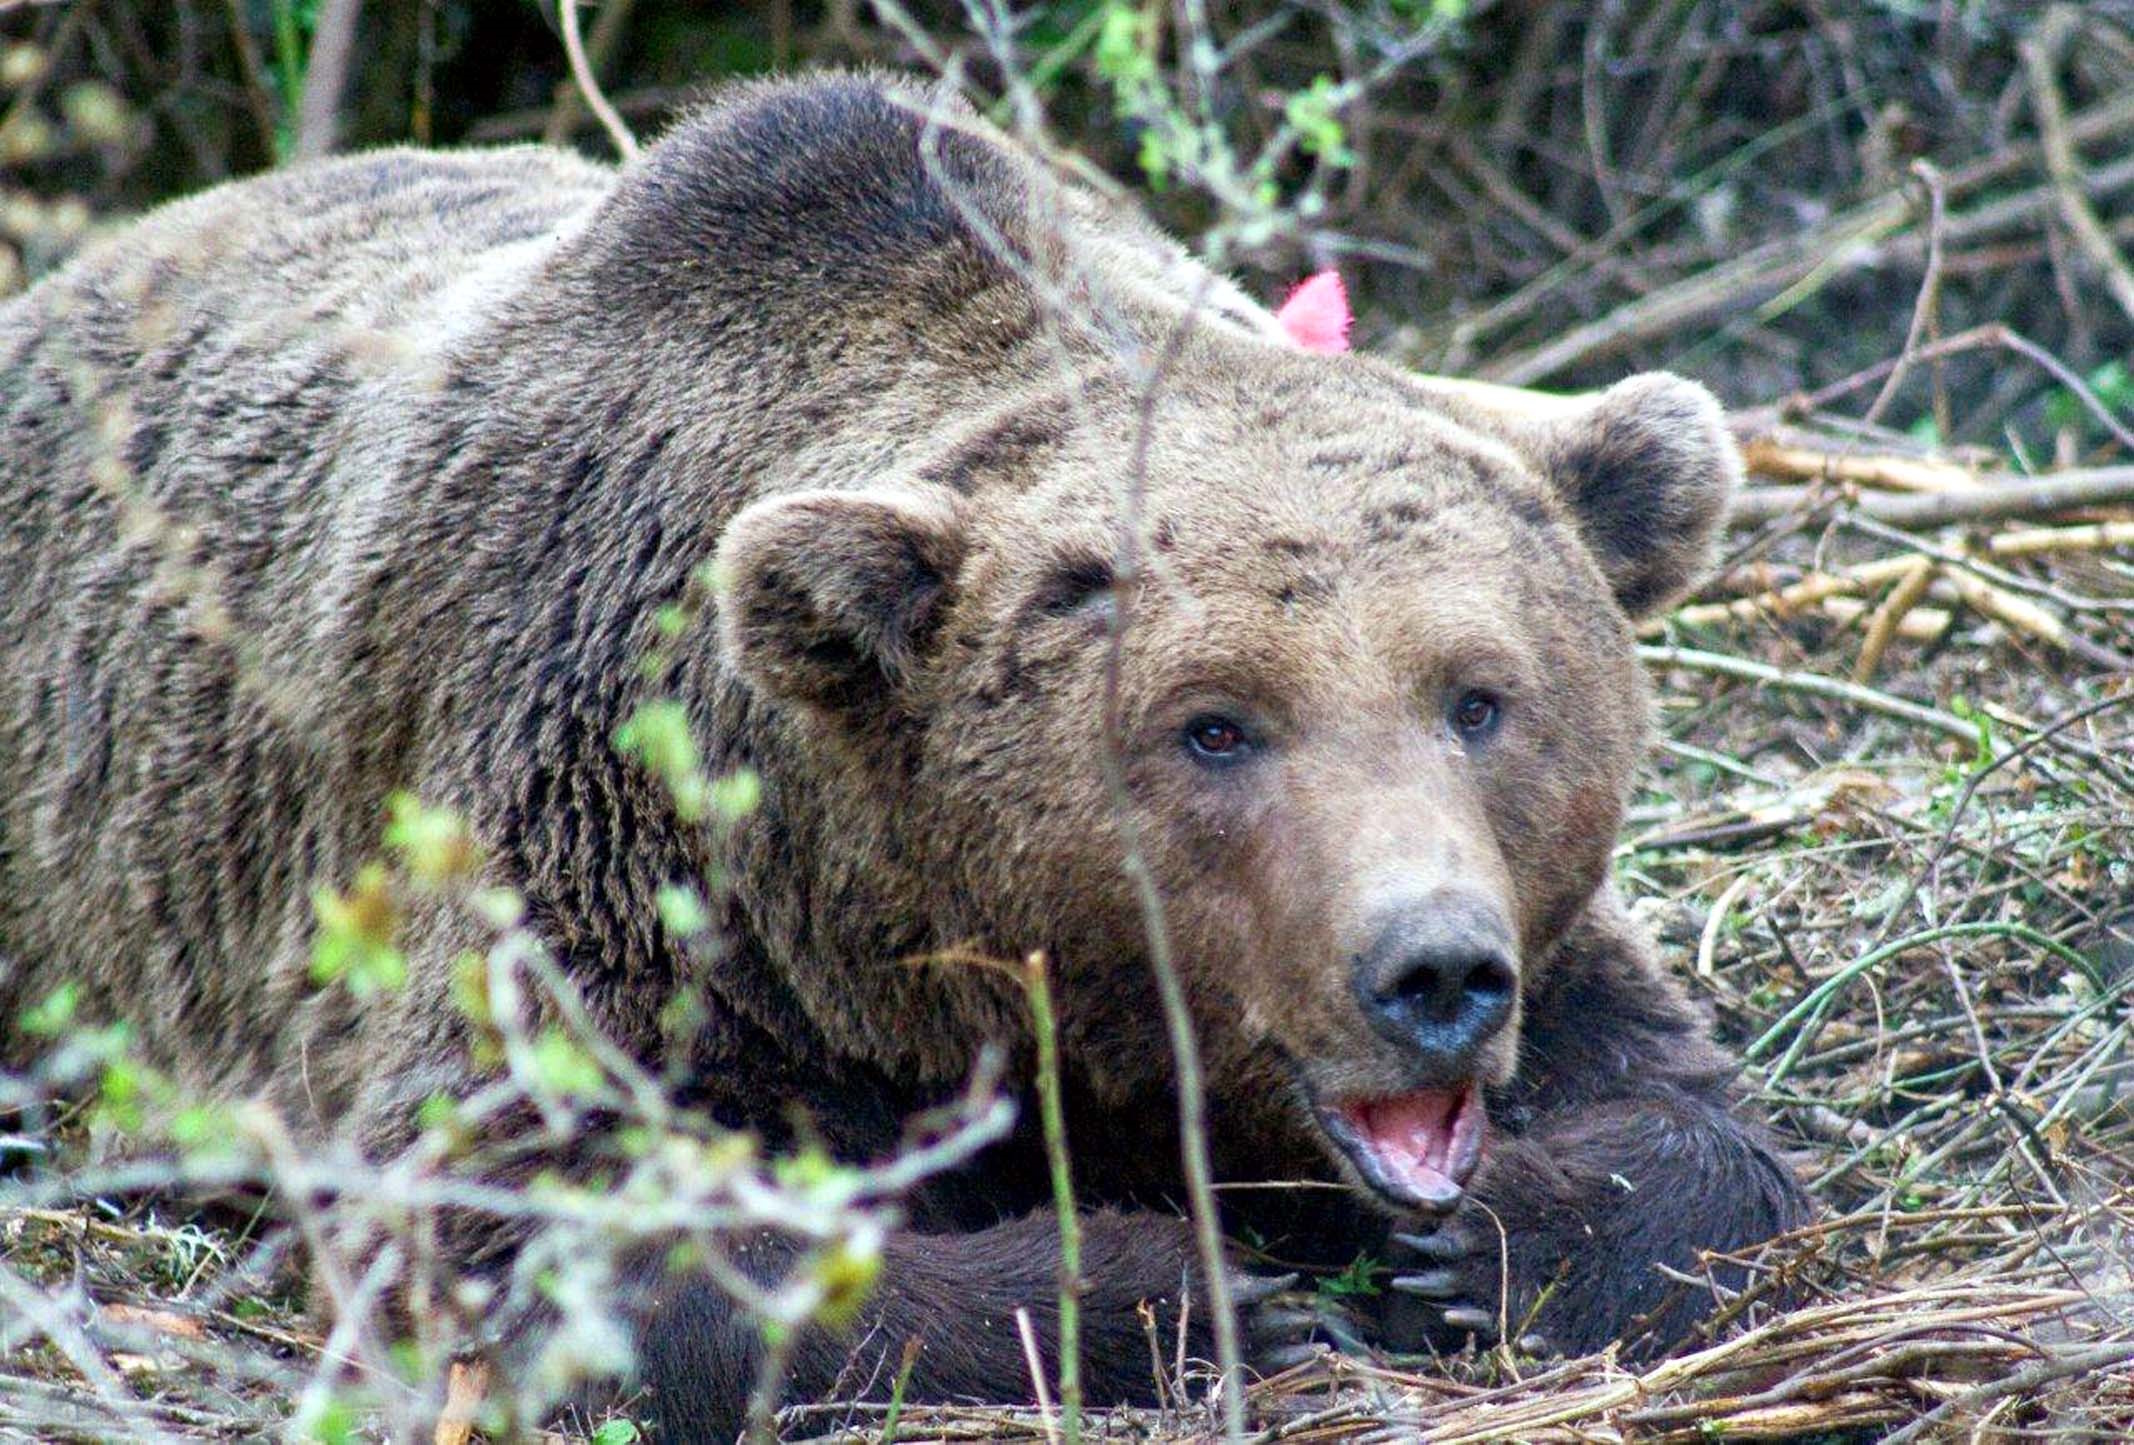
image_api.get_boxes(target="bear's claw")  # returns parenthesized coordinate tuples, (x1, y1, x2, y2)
(1386, 1219, 1512, 1351)
(1389, 1266, 1460, 1299)
(1438, 1305, 1497, 1336)
(1244, 1275, 1367, 1375)
(1391, 1229, 1469, 1262)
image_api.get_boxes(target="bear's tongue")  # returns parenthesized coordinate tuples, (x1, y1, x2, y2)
(1342, 1084, 1484, 1207)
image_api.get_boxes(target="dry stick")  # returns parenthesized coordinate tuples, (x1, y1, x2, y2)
(1738, 435, 1980, 493)
(1692, 539, 2127, 669)
(1822, 594, 1950, 642)
(291, 0, 362, 161)
(2022, 7, 2134, 330)
(542, 0, 638, 148)
(431, 1359, 489, 1445)
(1844, 512, 2134, 618)
(1672, 554, 1930, 626)
(1730, 464, 2134, 528)
(1838, 512, 2134, 616)
(1101, 305, 1245, 1440)
(1013, 1307, 1060, 1445)
(1931, 564, 2134, 672)
(1879, 1338, 2134, 1445)
(1992, 519, 2134, 556)
(0, 1264, 179, 1445)
(1852, 556, 1935, 684)
(1481, 202, 1911, 385)
(559, 0, 639, 162)
(1638, 644, 1979, 742)
(1660, 567, 1956, 641)
(1865, 161, 1950, 427)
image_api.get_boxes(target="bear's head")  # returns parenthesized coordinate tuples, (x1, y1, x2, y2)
(718, 370, 1734, 1212)
(670, 76, 1737, 1212)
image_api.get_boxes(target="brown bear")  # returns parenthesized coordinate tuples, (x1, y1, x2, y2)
(0, 72, 1809, 1436)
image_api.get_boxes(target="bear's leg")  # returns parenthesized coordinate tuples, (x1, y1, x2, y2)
(1379, 890, 1812, 1357)
(635, 1207, 1313, 1438)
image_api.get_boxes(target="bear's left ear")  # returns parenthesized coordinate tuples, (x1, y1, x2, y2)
(715, 486, 966, 719)
(1534, 374, 1740, 619)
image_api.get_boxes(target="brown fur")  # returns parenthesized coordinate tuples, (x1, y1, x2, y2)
(0, 74, 1809, 1437)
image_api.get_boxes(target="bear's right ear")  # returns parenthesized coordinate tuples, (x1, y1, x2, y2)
(1406, 372, 1739, 620)
(715, 487, 967, 718)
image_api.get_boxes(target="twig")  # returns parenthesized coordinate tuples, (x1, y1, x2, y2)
(1014, 1307, 1060, 1445)
(291, 0, 362, 161)
(1865, 161, 1950, 427)
(1933, 564, 2133, 671)
(1639, 643, 1980, 742)
(219, 0, 281, 158)
(2022, 7, 2134, 329)
(542, 0, 638, 149)
(1852, 556, 1935, 683)
(1879, 1339, 2134, 1444)
(1864, 691, 2134, 946)
(1480, 203, 1911, 385)
(1749, 919, 2108, 1078)
(558, 0, 639, 161)
(1823, 594, 1950, 643)
(1840, 511, 2134, 615)
(1731, 465, 2134, 527)
(1739, 436, 1978, 493)
(1669, 554, 1927, 627)
(1990, 520, 2134, 556)
(1451, 86, 2134, 377)
(432, 1359, 488, 1445)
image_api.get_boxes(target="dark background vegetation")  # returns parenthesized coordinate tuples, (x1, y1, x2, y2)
(8, 1, 2134, 431)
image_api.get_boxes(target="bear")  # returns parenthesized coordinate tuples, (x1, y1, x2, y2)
(0, 72, 1812, 1437)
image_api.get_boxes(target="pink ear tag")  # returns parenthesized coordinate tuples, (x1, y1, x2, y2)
(1276, 269, 1352, 354)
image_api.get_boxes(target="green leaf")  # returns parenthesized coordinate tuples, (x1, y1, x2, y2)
(1094, 3, 1158, 90)
(310, 863, 406, 997)
(616, 700, 711, 821)
(1285, 75, 1355, 166)
(656, 883, 710, 938)
(305, 1398, 357, 1445)
(530, 1027, 604, 1099)
(382, 792, 481, 887)
(710, 768, 761, 819)
(20, 981, 78, 1037)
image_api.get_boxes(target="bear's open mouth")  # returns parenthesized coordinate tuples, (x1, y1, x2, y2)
(1317, 1083, 1485, 1210)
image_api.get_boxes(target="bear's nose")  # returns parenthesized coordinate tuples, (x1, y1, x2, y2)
(1356, 893, 1517, 1077)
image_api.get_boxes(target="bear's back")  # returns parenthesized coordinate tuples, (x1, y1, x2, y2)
(1, 145, 611, 357)
(0, 147, 613, 1084)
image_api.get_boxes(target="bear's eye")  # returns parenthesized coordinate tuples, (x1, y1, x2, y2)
(1183, 714, 1252, 763)
(1450, 689, 1502, 742)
